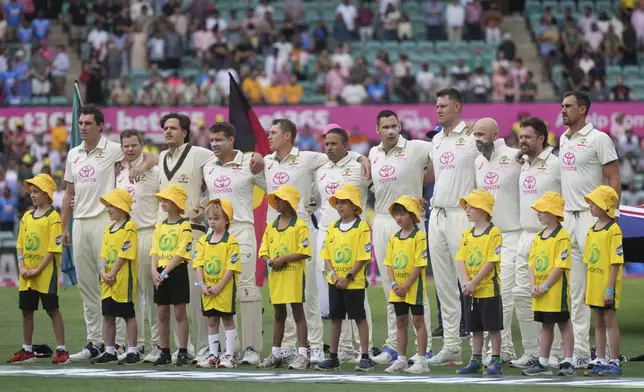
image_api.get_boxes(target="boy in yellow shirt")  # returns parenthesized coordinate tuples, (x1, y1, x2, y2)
(455, 189, 503, 376)
(383, 196, 430, 374)
(91, 189, 139, 365)
(316, 184, 373, 372)
(258, 184, 311, 370)
(194, 199, 241, 369)
(582, 186, 623, 377)
(522, 192, 575, 377)
(150, 185, 193, 366)
(9, 174, 68, 364)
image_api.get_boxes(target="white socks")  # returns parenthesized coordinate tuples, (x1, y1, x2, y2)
(225, 329, 238, 357)
(56, 345, 66, 351)
(563, 356, 573, 364)
(298, 347, 307, 357)
(127, 346, 138, 354)
(208, 334, 220, 357)
(106, 346, 116, 355)
(272, 346, 281, 356)
(23, 345, 33, 352)
(539, 357, 549, 367)
(399, 355, 407, 363)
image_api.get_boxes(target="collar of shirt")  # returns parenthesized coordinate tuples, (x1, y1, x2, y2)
(271, 214, 297, 228)
(167, 143, 189, 158)
(488, 138, 507, 160)
(81, 135, 108, 154)
(269, 146, 299, 162)
(563, 123, 594, 139)
(378, 135, 407, 151)
(447, 121, 468, 137)
(327, 152, 352, 168)
(215, 150, 243, 166)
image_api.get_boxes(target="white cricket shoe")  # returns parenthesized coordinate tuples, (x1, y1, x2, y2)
(196, 354, 218, 368)
(405, 361, 430, 374)
(372, 347, 397, 365)
(217, 354, 237, 368)
(310, 348, 325, 364)
(384, 359, 408, 373)
(571, 355, 590, 369)
(288, 354, 310, 370)
(144, 345, 162, 363)
(549, 354, 562, 368)
(339, 350, 359, 364)
(426, 348, 462, 366)
(240, 347, 260, 365)
(509, 354, 539, 369)
(69, 342, 103, 362)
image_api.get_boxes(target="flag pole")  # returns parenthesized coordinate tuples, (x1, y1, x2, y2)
(73, 81, 84, 106)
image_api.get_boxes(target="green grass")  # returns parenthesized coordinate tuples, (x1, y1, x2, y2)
(2, 279, 644, 390)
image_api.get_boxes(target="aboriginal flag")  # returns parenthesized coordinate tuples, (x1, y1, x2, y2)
(228, 73, 270, 286)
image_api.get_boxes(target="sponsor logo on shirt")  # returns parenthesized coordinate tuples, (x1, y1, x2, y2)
(483, 171, 500, 191)
(422, 249, 428, 259)
(467, 246, 483, 267)
(616, 245, 623, 256)
(213, 176, 232, 194)
(325, 182, 340, 195)
(438, 151, 455, 170)
(79, 165, 97, 183)
(392, 250, 409, 270)
(205, 256, 222, 275)
(272, 172, 290, 185)
(302, 238, 309, 248)
(522, 175, 537, 195)
(535, 251, 549, 272)
(55, 235, 62, 246)
(231, 253, 239, 263)
(365, 243, 372, 253)
(378, 165, 397, 183)
(562, 152, 577, 171)
(560, 249, 568, 260)
(334, 244, 352, 264)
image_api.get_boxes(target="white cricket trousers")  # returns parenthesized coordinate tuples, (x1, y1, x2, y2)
(499, 230, 521, 357)
(373, 214, 431, 352)
(514, 230, 544, 357)
(563, 210, 594, 358)
(136, 229, 158, 348)
(72, 212, 125, 346)
(315, 228, 373, 351)
(427, 207, 470, 352)
(283, 222, 324, 350)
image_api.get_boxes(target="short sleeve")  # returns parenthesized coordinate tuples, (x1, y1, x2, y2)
(295, 222, 312, 257)
(383, 236, 394, 267)
(100, 226, 110, 259)
(64, 152, 73, 183)
(582, 229, 592, 264)
(595, 132, 618, 166)
(414, 232, 428, 268)
(258, 227, 270, 259)
(193, 236, 206, 269)
(47, 214, 63, 254)
(527, 238, 537, 267)
(486, 230, 502, 263)
(226, 239, 242, 273)
(150, 223, 160, 256)
(110, 142, 124, 164)
(610, 227, 624, 265)
(455, 230, 469, 262)
(175, 222, 194, 260)
(554, 237, 572, 269)
(302, 151, 330, 172)
(356, 226, 372, 262)
(117, 222, 138, 261)
(319, 230, 331, 260)
(16, 216, 26, 250)
(195, 146, 215, 170)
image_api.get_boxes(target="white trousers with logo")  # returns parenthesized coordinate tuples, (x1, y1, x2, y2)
(373, 214, 431, 352)
(136, 229, 158, 348)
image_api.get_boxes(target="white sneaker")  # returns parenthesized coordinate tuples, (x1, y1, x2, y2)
(217, 354, 237, 368)
(405, 361, 430, 374)
(196, 354, 218, 368)
(310, 348, 325, 364)
(587, 357, 601, 369)
(258, 354, 281, 369)
(549, 354, 562, 367)
(571, 355, 590, 369)
(339, 350, 359, 364)
(117, 345, 143, 361)
(288, 354, 309, 370)
(384, 359, 408, 373)
(372, 348, 396, 365)
(281, 348, 296, 365)
(426, 348, 462, 366)
(509, 354, 539, 369)
(195, 352, 210, 365)
(240, 347, 260, 365)
(144, 345, 162, 363)
(69, 342, 102, 361)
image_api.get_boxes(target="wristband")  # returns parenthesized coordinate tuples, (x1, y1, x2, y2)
(540, 283, 548, 292)
(198, 281, 205, 288)
(160, 270, 168, 279)
(605, 288, 615, 297)
(100, 263, 106, 269)
(390, 281, 397, 288)
(266, 259, 272, 267)
(18, 256, 24, 261)
(329, 270, 336, 278)
(614, 210, 620, 218)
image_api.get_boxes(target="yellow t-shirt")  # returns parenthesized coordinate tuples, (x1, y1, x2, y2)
(258, 215, 311, 304)
(455, 223, 502, 298)
(583, 221, 624, 309)
(283, 84, 303, 104)
(193, 231, 242, 314)
(384, 227, 428, 305)
(150, 218, 193, 268)
(263, 86, 284, 105)
(16, 208, 63, 294)
(528, 224, 572, 313)
(320, 217, 372, 290)
(100, 219, 138, 303)
(50, 126, 67, 152)
(242, 78, 262, 103)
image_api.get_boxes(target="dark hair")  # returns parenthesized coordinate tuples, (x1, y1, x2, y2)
(376, 110, 399, 127)
(519, 117, 549, 149)
(79, 104, 104, 125)
(210, 121, 236, 138)
(390, 203, 410, 215)
(119, 129, 144, 145)
(436, 87, 463, 105)
(272, 118, 297, 144)
(160, 113, 191, 143)
(564, 90, 591, 114)
(325, 127, 349, 144)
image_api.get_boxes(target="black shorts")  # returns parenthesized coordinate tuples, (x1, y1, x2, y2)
(329, 284, 366, 320)
(464, 296, 503, 333)
(591, 304, 616, 311)
(534, 311, 570, 324)
(202, 309, 235, 318)
(392, 302, 424, 317)
(153, 263, 190, 306)
(19, 289, 59, 312)
(102, 298, 136, 319)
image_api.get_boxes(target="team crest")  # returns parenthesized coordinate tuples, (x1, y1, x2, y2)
(617, 245, 623, 256)
(342, 168, 352, 177)
(302, 238, 309, 248)
(560, 249, 568, 260)
(365, 243, 372, 253)
(121, 241, 132, 251)
(231, 253, 239, 263)
(455, 137, 466, 148)
(495, 245, 501, 255)
(55, 235, 62, 245)
(95, 149, 106, 159)
(186, 243, 192, 252)
(177, 174, 189, 184)
(422, 249, 428, 259)
(499, 156, 509, 165)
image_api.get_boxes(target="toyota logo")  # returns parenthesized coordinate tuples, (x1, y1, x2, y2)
(125, 186, 136, 198)
(273, 172, 290, 185)
(379, 165, 395, 178)
(325, 183, 340, 195)
(563, 152, 576, 165)
(484, 172, 499, 185)
(79, 165, 95, 178)
(215, 176, 231, 188)
(439, 152, 454, 164)
(523, 176, 536, 189)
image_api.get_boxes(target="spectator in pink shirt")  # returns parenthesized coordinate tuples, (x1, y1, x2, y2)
(464, 0, 483, 41)
(631, 2, 644, 46)
(193, 22, 215, 58)
(325, 62, 347, 103)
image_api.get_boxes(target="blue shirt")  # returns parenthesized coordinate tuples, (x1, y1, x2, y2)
(32, 18, 50, 39)
(17, 27, 33, 44)
(2, 70, 18, 88)
(367, 83, 387, 102)
(0, 196, 17, 223)
(4, 3, 23, 27)
(297, 135, 318, 151)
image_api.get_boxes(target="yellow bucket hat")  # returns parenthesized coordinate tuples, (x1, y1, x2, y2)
(459, 189, 495, 217)
(531, 191, 565, 221)
(584, 185, 619, 219)
(100, 188, 134, 215)
(389, 195, 421, 224)
(267, 184, 300, 213)
(155, 185, 188, 213)
(24, 174, 57, 200)
(207, 198, 234, 222)
(329, 183, 363, 215)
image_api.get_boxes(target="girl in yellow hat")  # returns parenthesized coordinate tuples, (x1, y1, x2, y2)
(9, 174, 68, 365)
(194, 199, 241, 369)
(92, 188, 139, 365)
(582, 185, 623, 376)
(258, 184, 312, 370)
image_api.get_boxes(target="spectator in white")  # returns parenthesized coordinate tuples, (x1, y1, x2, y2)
(578, 6, 595, 35)
(130, 0, 153, 22)
(87, 21, 109, 60)
(584, 23, 604, 53)
(331, 43, 354, 73)
(341, 77, 368, 104)
(169, 7, 188, 41)
(255, 0, 274, 20)
(29, 46, 51, 97)
(379, 0, 401, 17)
(357, 0, 374, 42)
(336, 0, 357, 37)
(392, 52, 412, 80)
(578, 52, 596, 75)
(610, 113, 627, 140)
(618, 127, 640, 158)
(510, 58, 528, 90)
(468, 67, 490, 102)
(596, 11, 611, 33)
(426, 0, 445, 40)
(193, 22, 215, 59)
(416, 61, 435, 103)
(111, 77, 134, 106)
(381, 4, 400, 41)
(148, 30, 165, 68)
(450, 59, 470, 91)
(446, 0, 465, 42)
(273, 34, 294, 74)
(621, 183, 643, 206)
(492, 50, 509, 74)
(284, 0, 304, 24)
(632, 2, 644, 45)
(215, 64, 239, 99)
(434, 66, 452, 92)
(326, 62, 348, 103)
(484, 3, 502, 43)
(206, 8, 227, 32)
(610, 74, 634, 101)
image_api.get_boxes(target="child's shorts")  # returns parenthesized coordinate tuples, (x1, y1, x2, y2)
(464, 296, 503, 333)
(202, 309, 235, 318)
(590, 304, 616, 311)
(392, 302, 424, 317)
(328, 284, 366, 320)
(19, 289, 58, 312)
(534, 311, 570, 324)
(102, 297, 136, 319)
(154, 263, 190, 305)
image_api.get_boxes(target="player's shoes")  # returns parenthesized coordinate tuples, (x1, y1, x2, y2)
(522, 363, 553, 376)
(460, 329, 471, 339)
(405, 361, 430, 374)
(309, 348, 325, 364)
(196, 354, 218, 368)
(598, 362, 623, 376)
(457, 360, 483, 375)
(172, 350, 195, 364)
(571, 354, 590, 369)
(483, 352, 515, 366)
(338, 350, 358, 364)
(118, 352, 141, 365)
(510, 354, 539, 369)
(427, 348, 462, 366)
(408, 351, 433, 365)
(258, 354, 282, 369)
(218, 354, 237, 368)
(153, 351, 172, 366)
(175, 352, 190, 366)
(372, 346, 398, 364)
(584, 362, 606, 376)
(557, 361, 576, 376)
(52, 349, 71, 364)
(70, 342, 103, 361)
(115, 345, 127, 361)
(240, 347, 260, 365)
(7, 349, 37, 363)
(354, 358, 375, 371)
(91, 352, 118, 364)
(485, 358, 502, 376)
(587, 357, 601, 369)
(549, 354, 562, 367)
(144, 345, 162, 363)
(288, 354, 309, 370)
(384, 359, 408, 373)
(314, 357, 340, 371)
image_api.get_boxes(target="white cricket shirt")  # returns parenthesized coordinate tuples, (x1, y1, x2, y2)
(117, 154, 160, 230)
(519, 147, 561, 232)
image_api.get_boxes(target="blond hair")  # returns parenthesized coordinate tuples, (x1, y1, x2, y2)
(206, 201, 230, 229)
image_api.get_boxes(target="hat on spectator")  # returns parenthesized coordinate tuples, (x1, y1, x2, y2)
(323, 123, 342, 133)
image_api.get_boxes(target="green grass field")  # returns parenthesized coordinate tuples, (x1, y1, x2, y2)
(2, 279, 644, 391)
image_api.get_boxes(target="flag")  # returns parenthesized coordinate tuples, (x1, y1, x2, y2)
(61, 83, 82, 289)
(228, 73, 270, 286)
